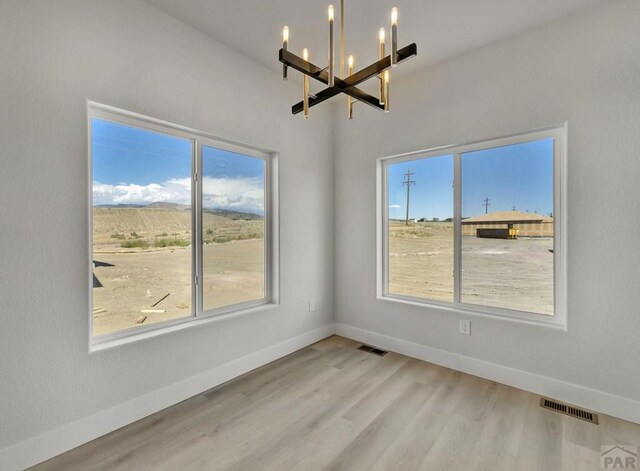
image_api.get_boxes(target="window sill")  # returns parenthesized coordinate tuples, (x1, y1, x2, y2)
(378, 294, 567, 331)
(89, 302, 279, 353)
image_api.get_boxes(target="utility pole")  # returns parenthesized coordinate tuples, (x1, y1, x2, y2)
(403, 169, 415, 226)
(511, 205, 516, 211)
(483, 197, 491, 214)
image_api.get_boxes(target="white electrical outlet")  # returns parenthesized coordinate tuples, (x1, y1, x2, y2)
(460, 319, 471, 335)
(309, 300, 316, 312)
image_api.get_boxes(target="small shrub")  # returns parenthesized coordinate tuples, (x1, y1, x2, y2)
(154, 238, 190, 248)
(110, 232, 126, 240)
(130, 231, 142, 239)
(121, 239, 149, 248)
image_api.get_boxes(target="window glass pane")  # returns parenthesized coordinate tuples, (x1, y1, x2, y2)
(386, 154, 454, 302)
(202, 146, 266, 311)
(460, 138, 554, 315)
(91, 118, 193, 336)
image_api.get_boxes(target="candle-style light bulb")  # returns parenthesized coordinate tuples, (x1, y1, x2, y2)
(282, 26, 289, 80)
(347, 55, 354, 119)
(328, 5, 335, 87)
(378, 27, 386, 105)
(390, 7, 398, 67)
(303, 48, 309, 119)
(384, 70, 390, 112)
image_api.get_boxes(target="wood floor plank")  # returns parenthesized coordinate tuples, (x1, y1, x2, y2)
(217, 351, 410, 471)
(322, 381, 435, 471)
(29, 336, 640, 471)
(512, 395, 564, 471)
(371, 369, 472, 471)
(341, 358, 433, 428)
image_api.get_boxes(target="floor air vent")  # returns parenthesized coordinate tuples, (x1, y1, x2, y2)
(357, 344, 388, 356)
(540, 398, 599, 424)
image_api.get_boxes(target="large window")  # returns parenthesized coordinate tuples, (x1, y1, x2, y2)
(379, 127, 566, 327)
(89, 103, 277, 346)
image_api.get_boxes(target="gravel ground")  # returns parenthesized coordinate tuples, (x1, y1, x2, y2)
(388, 222, 553, 315)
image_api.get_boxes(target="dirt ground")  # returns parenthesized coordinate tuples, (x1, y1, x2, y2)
(202, 239, 264, 311)
(92, 207, 265, 336)
(92, 240, 265, 337)
(92, 211, 552, 336)
(388, 222, 455, 303)
(388, 221, 554, 315)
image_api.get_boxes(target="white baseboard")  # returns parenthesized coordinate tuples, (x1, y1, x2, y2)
(0, 323, 336, 471)
(335, 323, 640, 425)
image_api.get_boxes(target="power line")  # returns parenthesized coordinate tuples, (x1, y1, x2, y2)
(483, 197, 491, 214)
(403, 169, 415, 226)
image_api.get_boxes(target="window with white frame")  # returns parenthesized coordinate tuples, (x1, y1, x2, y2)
(378, 126, 566, 327)
(89, 103, 277, 343)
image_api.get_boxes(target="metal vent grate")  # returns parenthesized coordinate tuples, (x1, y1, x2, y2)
(357, 344, 388, 356)
(540, 398, 599, 424)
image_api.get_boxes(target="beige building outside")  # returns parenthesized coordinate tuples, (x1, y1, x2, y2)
(462, 210, 553, 237)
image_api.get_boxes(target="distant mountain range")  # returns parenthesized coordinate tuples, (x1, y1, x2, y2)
(203, 208, 263, 220)
(95, 202, 189, 210)
(94, 202, 263, 220)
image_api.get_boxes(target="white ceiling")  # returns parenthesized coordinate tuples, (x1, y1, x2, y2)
(145, 0, 603, 79)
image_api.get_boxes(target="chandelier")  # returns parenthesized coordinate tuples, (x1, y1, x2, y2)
(279, 0, 417, 119)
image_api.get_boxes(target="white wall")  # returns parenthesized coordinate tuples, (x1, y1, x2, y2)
(334, 0, 640, 403)
(0, 0, 334, 457)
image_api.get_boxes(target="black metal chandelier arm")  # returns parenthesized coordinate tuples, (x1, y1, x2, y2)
(291, 85, 383, 115)
(279, 49, 329, 84)
(291, 87, 340, 114)
(279, 54, 383, 114)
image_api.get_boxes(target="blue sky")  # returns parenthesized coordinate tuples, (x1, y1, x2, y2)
(92, 118, 265, 213)
(388, 154, 454, 220)
(92, 118, 192, 186)
(388, 138, 554, 220)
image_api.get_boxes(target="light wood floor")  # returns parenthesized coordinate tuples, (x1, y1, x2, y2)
(31, 336, 640, 471)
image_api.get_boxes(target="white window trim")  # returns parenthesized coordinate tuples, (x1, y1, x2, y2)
(377, 124, 568, 330)
(87, 101, 280, 352)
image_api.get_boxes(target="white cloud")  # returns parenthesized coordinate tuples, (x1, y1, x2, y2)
(389, 204, 401, 209)
(92, 179, 191, 206)
(93, 176, 264, 213)
(201, 176, 264, 212)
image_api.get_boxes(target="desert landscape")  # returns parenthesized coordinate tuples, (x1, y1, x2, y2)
(388, 221, 554, 315)
(92, 205, 264, 337)
(94, 211, 552, 337)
